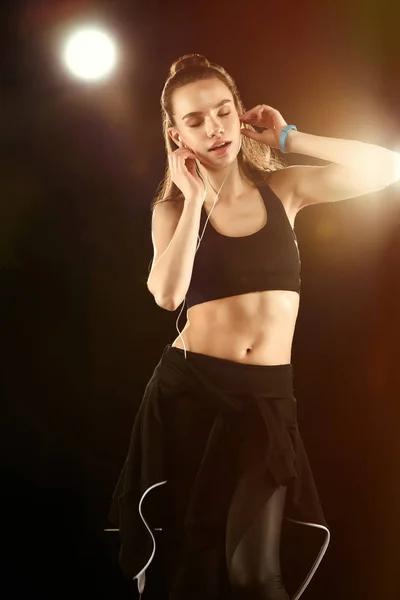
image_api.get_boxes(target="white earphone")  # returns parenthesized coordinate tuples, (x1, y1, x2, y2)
(172, 142, 237, 360)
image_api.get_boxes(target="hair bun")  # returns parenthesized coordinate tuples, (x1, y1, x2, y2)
(169, 53, 211, 77)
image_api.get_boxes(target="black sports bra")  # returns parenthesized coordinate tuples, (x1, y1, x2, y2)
(185, 184, 301, 309)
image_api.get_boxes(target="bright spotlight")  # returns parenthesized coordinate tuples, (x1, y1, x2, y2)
(62, 26, 118, 82)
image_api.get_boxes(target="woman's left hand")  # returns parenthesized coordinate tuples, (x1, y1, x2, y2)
(239, 105, 288, 149)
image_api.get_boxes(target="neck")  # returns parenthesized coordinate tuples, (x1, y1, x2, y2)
(200, 159, 253, 204)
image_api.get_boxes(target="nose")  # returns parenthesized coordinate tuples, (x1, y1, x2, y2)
(206, 116, 224, 138)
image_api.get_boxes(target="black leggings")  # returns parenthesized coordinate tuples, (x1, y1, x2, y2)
(164, 485, 289, 600)
(229, 485, 290, 600)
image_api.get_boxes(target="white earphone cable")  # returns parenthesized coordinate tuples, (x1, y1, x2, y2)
(175, 154, 238, 360)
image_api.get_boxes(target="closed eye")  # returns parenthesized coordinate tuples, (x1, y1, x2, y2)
(189, 111, 231, 128)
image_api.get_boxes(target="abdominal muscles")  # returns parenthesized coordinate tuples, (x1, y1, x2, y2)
(171, 290, 300, 365)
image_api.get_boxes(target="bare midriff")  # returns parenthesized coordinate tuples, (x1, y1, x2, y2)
(171, 289, 300, 366)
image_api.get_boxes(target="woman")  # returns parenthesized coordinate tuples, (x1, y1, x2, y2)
(109, 54, 399, 599)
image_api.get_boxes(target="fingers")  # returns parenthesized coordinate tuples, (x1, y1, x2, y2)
(169, 147, 197, 173)
(170, 147, 196, 160)
(240, 104, 262, 122)
(175, 147, 196, 154)
(240, 104, 274, 124)
(177, 150, 196, 172)
(241, 128, 262, 142)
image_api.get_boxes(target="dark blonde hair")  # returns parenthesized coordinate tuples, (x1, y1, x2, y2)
(151, 53, 287, 212)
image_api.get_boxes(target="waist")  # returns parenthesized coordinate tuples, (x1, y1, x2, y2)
(162, 344, 294, 398)
(174, 291, 299, 364)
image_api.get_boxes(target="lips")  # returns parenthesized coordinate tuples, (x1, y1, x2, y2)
(208, 141, 231, 152)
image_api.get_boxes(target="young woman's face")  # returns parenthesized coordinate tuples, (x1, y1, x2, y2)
(169, 77, 241, 168)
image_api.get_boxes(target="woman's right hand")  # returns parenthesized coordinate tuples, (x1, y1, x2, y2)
(169, 147, 206, 202)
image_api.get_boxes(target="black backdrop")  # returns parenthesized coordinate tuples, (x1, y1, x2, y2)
(2, 1, 400, 598)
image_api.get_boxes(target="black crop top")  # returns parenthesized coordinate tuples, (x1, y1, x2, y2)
(185, 184, 301, 309)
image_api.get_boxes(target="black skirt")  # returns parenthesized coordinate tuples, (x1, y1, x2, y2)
(108, 344, 330, 599)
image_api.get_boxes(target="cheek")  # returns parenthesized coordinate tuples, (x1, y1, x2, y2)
(229, 116, 241, 134)
(185, 129, 202, 146)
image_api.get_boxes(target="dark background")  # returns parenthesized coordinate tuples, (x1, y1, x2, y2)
(2, 0, 400, 598)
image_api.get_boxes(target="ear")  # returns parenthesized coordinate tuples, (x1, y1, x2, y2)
(168, 127, 182, 148)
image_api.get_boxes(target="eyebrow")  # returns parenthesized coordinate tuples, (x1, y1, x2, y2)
(182, 99, 232, 120)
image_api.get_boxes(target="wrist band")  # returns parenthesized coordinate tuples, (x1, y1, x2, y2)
(279, 125, 297, 153)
